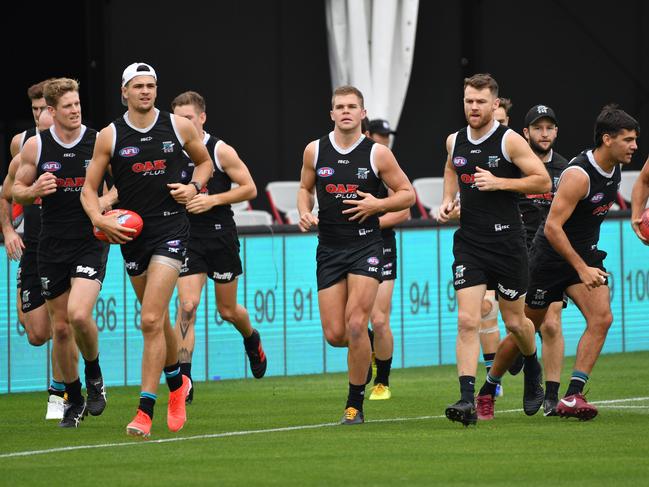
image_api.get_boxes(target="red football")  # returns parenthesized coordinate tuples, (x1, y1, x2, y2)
(93, 209, 144, 243)
(640, 208, 649, 240)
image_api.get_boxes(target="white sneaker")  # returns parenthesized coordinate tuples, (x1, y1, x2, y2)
(495, 384, 504, 398)
(46, 394, 65, 420)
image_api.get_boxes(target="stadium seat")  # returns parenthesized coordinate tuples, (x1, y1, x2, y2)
(266, 181, 301, 224)
(412, 177, 444, 219)
(233, 210, 273, 226)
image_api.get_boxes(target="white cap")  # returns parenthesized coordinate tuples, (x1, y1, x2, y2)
(121, 62, 157, 87)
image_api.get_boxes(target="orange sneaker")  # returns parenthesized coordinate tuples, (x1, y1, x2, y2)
(167, 375, 191, 432)
(126, 409, 152, 438)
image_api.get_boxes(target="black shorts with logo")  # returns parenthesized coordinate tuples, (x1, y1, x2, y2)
(316, 239, 383, 291)
(180, 228, 242, 283)
(17, 245, 45, 312)
(526, 245, 607, 309)
(38, 235, 109, 300)
(121, 214, 189, 276)
(452, 228, 528, 301)
(380, 234, 397, 281)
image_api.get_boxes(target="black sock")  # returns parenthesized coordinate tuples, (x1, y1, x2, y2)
(84, 354, 102, 381)
(179, 362, 192, 380)
(483, 352, 496, 374)
(459, 375, 475, 403)
(478, 373, 501, 397)
(139, 393, 156, 419)
(545, 381, 560, 400)
(65, 378, 84, 405)
(164, 362, 183, 392)
(243, 329, 259, 349)
(367, 327, 375, 352)
(523, 350, 539, 373)
(346, 383, 365, 411)
(374, 357, 392, 386)
(565, 370, 589, 396)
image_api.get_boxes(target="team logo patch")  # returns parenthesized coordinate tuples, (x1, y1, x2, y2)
(357, 167, 370, 179)
(453, 157, 467, 167)
(367, 256, 380, 266)
(162, 141, 175, 153)
(488, 156, 500, 168)
(317, 167, 334, 177)
(166, 239, 181, 247)
(41, 161, 61, 172)
(119, 146, 140, 157)
(590, 192, 604, 203)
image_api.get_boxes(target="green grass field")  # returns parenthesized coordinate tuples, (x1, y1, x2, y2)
(1, 351, 648, 486)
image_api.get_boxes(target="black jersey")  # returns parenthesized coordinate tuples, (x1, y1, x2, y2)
(36, 125, 96, 239)
(519, 150, 569, 238)
(452, 121, 522, 238)
(535, 149, 620, 256)
(314, 132, 382, 246)
(376, 183, 395, 240)
(110, 109, 187, 219)
(19, 127, 37, 152)
(185, 133, 235, 237)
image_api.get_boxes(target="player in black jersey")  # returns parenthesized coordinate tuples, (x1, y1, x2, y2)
(493, 97, 512, 126)
(520, 104, 569, 416)
(364, 119, 410, 401)
(297, 86, 415, 424)
(9, 80, 49, 158)
(170, 91, 266, 403)
(13, 78, 109, 428)
(437, 74, 551, 426)
(0, 109, 72, 420)
(525, 105, 636, 420)
(82, 63, 213, 438)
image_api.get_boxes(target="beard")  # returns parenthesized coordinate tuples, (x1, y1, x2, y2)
(529, 138, 554, 159)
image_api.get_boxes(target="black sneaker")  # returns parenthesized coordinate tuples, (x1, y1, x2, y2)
(543, 397, 558, 416)
(59, 400, 87, 428)
(245, 329, 267, 379)
(186, 380, 194, 405)
(86, 376, 107, 416)
(445, 399, 477, 426)
(509, 353, 524, 375)
(523, 361, 544, 416)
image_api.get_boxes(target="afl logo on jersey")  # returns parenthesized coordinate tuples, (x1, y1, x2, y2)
(119, 146, 140, 157)
(317, 167, 335, 177)
(41, 161, 61, 172)
(453, 157, 467, 167)
(590, 192, 604, 203)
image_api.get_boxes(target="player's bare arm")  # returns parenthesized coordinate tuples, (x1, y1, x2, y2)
(186, 142, 256, 215)
(297, 141, 319, 232)
(81, 126, 135, 244)
(342, 144, 415, 223)
(544, 169, 608, 289)
(437, 134, 460, 223)
(13, 136, 57, 205)
(474, 131, 551, 194)
(630, 156, 649, 244)
(167, 115, 213, 205)
(0, 155, 25, 260)
(379, 187, 410, 228)
(9, 133, 22, 159)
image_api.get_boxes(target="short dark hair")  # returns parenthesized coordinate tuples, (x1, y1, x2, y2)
(464, 73, 499, 97)
(498, 97, 512, 114)
(27, 80, 47, 100)
(331, 85, 364, 109)
(171, 90, 206, 113)
(361, 116, 370, 134)
(593, 104, 640, 147)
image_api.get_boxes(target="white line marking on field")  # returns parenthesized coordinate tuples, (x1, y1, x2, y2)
(1, 396, 647, 460)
